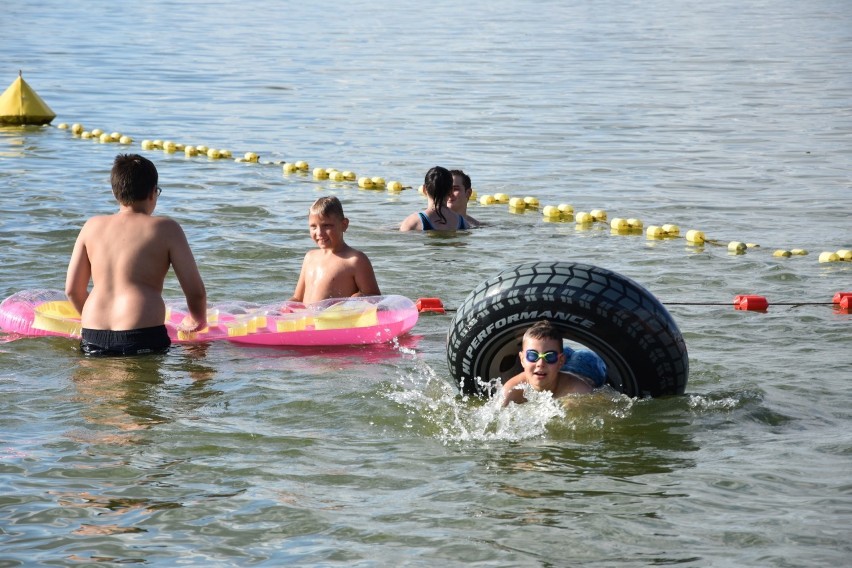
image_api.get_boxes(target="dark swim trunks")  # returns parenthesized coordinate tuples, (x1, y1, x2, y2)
(80, 325, 171, 356)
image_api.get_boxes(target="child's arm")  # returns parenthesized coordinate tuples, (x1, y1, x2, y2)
(501, 375, 528, 407)
(399, 212, 421, 232)
(352, 253, 381, 297)
(168, 221, 207, 331)
(65, 224, 92, 315)
(289, 255, 308, 302)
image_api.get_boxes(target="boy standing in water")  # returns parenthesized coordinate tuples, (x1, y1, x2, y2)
(502, 320, 605, 406)
(447, 169, 481, 228)
(290, 196, 381, 304)
(65, 154, 207, 355)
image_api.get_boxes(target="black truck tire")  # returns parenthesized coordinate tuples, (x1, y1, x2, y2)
(446, 262, 688, 398)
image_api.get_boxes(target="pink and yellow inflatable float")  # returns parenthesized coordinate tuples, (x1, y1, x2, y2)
(0, 289, 419, 346)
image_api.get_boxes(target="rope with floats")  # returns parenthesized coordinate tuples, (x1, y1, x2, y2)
(47, 117, 852, 266)
(415, 292, 852, 314)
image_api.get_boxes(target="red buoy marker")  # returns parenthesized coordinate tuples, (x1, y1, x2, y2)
(416, 298, 446, 314)
(834, 292, 852, 312)
(733, 294, 769, 312)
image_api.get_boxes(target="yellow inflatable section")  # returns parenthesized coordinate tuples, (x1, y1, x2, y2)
(0, 71, 56, 126)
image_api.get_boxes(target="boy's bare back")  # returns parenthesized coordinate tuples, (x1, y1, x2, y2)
(67, 212, 203, 330)
(65, 154, 206, 335)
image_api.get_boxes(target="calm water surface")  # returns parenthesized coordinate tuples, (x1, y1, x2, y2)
(1, 0, 850, 566)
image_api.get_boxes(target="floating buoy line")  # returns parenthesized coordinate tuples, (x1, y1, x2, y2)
(416, 292, 852, 314)
(38, 118, 852, 266)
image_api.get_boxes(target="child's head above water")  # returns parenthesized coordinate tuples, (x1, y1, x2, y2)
(518, 320, 566, 390)
(309, 195, 345, 219)
(522, 320, 564, 351)
(308, 196, 349, 251)
(111, 154, 158, 205)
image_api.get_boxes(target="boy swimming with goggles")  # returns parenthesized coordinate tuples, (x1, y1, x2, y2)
(502, 320, 606, 406)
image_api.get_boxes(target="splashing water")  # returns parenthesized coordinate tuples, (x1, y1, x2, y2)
(383, 352, 642, 444)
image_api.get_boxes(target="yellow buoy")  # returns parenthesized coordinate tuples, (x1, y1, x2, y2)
(646, 225, 665, 239)
(836, 249, 852, 261)
(0, 72, 56, 125)
(479, 195, 495, 205)
(819, 252, 840, 263)
(727, 241, 747, 253)
(575, 212, 594, 224)
(773, 249, 792, 258)
(387, 180, 403, 192)
(590, 209, 607, 221)
(493, 193, 510, 204)
(610, 218, 628, 231)
(557, 204, 574, 215)
(661, 224, 680, 236)
(685, 230, 705, 244)
(508, 197, 526, 209)
(542, 205, 561, 219)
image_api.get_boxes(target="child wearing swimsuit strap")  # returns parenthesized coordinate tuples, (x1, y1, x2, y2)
(417, 211, 468, 231)
(400, 166, 467, 232)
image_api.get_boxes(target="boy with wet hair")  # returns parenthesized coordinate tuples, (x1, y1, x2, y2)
(290, 196, 381, 304)
(447, 169, 480, 228)
(501, 320, 606, 406)
(65, 154, 207, 355)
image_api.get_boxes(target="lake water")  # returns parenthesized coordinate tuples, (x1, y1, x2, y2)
(1, 0, 850, 565)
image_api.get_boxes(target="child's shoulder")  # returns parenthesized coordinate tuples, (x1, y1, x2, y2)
(557, 370, 596, 394)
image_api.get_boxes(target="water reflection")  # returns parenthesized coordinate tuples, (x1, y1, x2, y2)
(69, 344, 219, 444)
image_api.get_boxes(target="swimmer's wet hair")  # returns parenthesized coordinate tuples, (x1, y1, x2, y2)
(310, 196, 345, 218)
(449, 169, 471, 190)
(111, 154, 158, 205)
(523, 320, 564, 348)
(423, 166, 453, 224)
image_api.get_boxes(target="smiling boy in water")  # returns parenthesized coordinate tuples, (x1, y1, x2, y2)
(501, 320, 603, 406)
(65, 154, 207, 355)
(289, 196, 381, 304)
(447, 169, 481, 228)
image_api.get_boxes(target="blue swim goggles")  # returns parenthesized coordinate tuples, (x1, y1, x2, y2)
(524, 349, 560, 364)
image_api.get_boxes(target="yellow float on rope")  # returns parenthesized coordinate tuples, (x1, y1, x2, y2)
(0, 71, 56, 125)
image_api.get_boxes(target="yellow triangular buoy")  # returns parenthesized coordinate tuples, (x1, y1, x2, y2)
(0, 71, 56, 126)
